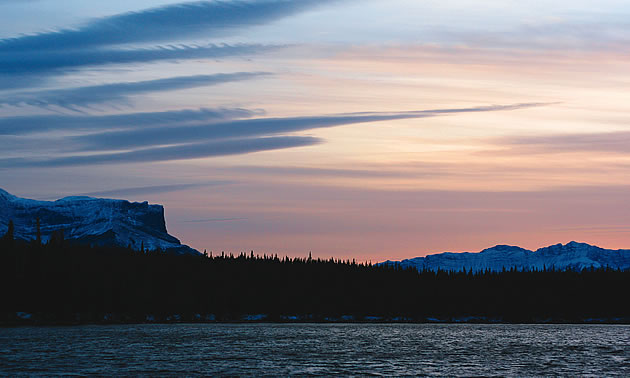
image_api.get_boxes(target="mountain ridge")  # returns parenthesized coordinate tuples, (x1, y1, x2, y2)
(0, 188, 199, 255)
(381, 241, 630, 272)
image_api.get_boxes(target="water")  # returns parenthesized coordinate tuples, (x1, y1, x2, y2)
(1, 324, 628, 376)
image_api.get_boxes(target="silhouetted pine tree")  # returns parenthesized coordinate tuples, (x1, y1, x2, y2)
(1, 220, 13, 247)
(0, 221, 629, 324)
(35, 217, 41, 246)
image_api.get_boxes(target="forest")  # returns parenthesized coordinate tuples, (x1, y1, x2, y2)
(1, 224, 629, 325)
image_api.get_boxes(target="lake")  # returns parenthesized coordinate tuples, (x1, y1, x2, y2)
(1, 324, 628, 376)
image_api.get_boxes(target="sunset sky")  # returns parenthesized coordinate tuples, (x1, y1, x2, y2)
(2, 0, 630, 261)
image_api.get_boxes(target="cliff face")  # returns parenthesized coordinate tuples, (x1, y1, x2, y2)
(0, 188, 199, 255)
(382, 241, 630, 272)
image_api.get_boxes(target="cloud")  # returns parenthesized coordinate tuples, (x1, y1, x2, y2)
(0, 135, 61, 155)
(72, 103, 547, 151)
(217, 165, 437, 178)
(0, 103, 548, 168)
(496, 131, 630, 155)
(183, 218, 248, 223)
(0, 136, 322, 168)
(0, 107, 263, 135)
(0, 72, 269, 110)
(76, 182, 231, 198)
(0, 43, 279, 76)
(0, 0, 329, 52)
(0, 0, 321, 87)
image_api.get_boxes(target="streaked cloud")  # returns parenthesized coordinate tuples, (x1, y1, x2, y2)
(0, 136, 322, 168)
(0, 0, 324, 87)
(183, 218, 248, 223)
(0, 72, 269, 110)
(76, 182, 231, 198)
(0, 0, 331, 52)
(0, 43, 279, 76)
(496, 131, 630, 155)
(72, 103, 546, 151)
(220, 165, 427, 178)
(0, 107, 263, 135)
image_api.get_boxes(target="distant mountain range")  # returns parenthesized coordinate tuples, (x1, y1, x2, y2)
(381, 242, 630, 272)
(3, 188, 630, 269)
(0, 188, 198, 255)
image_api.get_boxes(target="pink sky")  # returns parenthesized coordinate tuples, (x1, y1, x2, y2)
(2, 0, 630, 261)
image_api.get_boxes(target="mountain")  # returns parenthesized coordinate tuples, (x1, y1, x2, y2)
(381, 242, 630, 272)
(0, 188, 199, 255)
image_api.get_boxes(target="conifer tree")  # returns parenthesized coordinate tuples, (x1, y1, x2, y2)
(1, 220, 14, 247)
(36, 217, 41, 246)
(49, 229, 65, 248)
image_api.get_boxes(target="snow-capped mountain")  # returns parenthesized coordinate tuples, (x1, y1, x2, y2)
(381, 242, 630, 272)
(0, 188, 199, 255)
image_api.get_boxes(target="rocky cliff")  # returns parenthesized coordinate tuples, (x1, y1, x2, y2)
(0, 188, 198, 255)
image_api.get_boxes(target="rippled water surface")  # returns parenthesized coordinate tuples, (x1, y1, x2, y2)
(1, 324, 629, 376)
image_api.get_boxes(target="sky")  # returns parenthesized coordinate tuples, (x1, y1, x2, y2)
(1, 0, 630, 261)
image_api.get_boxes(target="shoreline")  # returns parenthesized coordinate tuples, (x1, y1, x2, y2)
(3, 314, 630, 327)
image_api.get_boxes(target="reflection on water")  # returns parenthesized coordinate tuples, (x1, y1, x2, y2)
(1, 324, 628, 376)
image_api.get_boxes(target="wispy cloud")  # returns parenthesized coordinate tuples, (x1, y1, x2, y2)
(220, 165, 425, 178)
(0, 136, 322, 168)
(0, 107, 263, 135)
(0, 72, 269, 110)
(0, 43, 279, 76)
(0, 103, 548, 168)
(0, 0, 329, 52)
(72, 103, 547, 151)
(496, 131, 630, 155)
(0, 0, 326, 87)
(183, 217, 248, 223)
(76, 182, 231, 198)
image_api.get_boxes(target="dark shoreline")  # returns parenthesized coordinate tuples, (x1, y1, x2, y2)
(3, 242, 630, 326)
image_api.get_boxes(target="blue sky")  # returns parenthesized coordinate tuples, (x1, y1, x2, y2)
(2, 0, 630, 260)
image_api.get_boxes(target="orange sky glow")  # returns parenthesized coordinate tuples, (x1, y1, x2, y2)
(2, 0, 630, 261)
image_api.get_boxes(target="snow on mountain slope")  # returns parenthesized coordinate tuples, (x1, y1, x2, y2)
(381, 241, 630, 272)
(0, 188, 199, 255)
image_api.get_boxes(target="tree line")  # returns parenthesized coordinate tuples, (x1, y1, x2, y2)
(1, 222, 629, 324)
